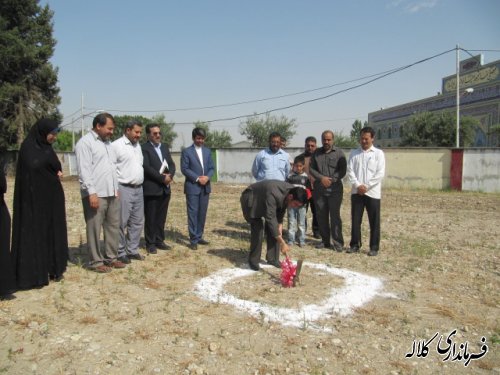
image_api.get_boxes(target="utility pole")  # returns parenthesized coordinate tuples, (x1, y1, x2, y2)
(80, 93, 84, 138)
(455, 44, 460, 148)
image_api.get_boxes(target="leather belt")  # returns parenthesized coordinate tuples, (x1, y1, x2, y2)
(120, 183, 142, 188)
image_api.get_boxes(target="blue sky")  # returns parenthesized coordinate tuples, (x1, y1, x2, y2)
(43, 0, 500, 150)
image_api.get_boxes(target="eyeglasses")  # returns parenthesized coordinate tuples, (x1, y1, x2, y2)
(151, 132, 161, 135)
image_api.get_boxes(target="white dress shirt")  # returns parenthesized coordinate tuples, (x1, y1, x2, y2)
(195, 145, 204, 174)
(347, 145, 385, 199)
(112, 135, 144, 185)
(75, 130, 118, 198)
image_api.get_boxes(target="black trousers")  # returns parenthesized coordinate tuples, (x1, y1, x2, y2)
(144, 193, 171, 248)
(308, 197, 319, 235)
(248, 218, 279, 268)
(350, 194, 381, 251)
(315, 192, 344, 249)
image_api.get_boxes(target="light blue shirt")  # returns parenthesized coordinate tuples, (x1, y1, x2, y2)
(251, 148, 291, 182)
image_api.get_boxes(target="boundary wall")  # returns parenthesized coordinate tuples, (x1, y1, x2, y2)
(3, 148, 499, 193)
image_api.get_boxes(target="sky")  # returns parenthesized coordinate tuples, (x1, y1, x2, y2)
(42, 0, 500, 150)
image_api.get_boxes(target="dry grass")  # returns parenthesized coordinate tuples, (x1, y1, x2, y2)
(0, 178, 498, 374)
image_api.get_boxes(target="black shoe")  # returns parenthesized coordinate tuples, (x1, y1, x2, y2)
(333, 246, 344, 253)
(315, 242, 331, 249)
(147, 247, 157, 254)
(189, 243, 198, 251)
(347, 247, 360, 254)
(156, 243, 172, 250)
(198, 239, 209, 245)
(313, 232, 321, 239)
(249, 263, 260, 271)
(118, 255, 131, 264)
(267, 260, 281, 269)
(128, 253, 145, 261)
(368, 250, 378, 256)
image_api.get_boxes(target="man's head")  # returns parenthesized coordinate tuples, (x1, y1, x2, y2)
(321, 130, 334, 152)
(304, 136, 317, 156)
(286, 186, 308, 208)
(359, 126, 375, 151)
(293, 155, 305, 174)
(124, 119, 143, 145)
(146, 124, 162, 145)
(92, 113, 115, 141)
(192, 127, 206, 147)
(268, 132, 281, 153)
(280, 136, 287, 149)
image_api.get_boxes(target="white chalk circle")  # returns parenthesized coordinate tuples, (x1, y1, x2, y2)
(194, 262, 396, 332)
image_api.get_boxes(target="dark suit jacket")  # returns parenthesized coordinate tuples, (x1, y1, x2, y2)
(142, 142, 176, 196)
(240, 180, 296, 238)
(180, 145, 214, 195)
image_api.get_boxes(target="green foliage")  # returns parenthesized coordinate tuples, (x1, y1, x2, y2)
(350, 119, 367, 140)
(0, 0, 61, 148)
(239, 113, 297, 148)
(334, 132, 358, 148)
(52, 129, 78, 152)
(489, 124, 500, 146)
(112, 114, 177, 146)
(400, 112, 476, 147)
(193, 121, 232, 149)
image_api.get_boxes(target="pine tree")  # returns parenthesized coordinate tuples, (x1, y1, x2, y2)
(0, 0, 60, 148)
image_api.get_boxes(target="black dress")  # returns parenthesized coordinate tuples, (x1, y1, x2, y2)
(0, 153, 16, 296)
(11, 119, 69, 289)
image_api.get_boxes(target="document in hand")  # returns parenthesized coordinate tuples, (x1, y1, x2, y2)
(159, 159, 169, 174)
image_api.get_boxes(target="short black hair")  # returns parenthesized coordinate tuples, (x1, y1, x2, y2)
(92, 112, 114, 129)
(124, 119, 142, 132)
(192, 127, 206, 139)
(305, 136, 316, 144)
(289, 187, 308, 205)
(269, 131, 281, 141)
(146, 123, 160, 134)
(360, 126, 375, 138)
(294, 155, 305, 165)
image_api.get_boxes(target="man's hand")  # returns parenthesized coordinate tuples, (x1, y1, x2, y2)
(89, 194, 99, 209)
(57, 170, 63, 180)
(198, 176, 209, 185)
(357, 185, 368, 195)
(321, 176, 332, 188)
(163, 174, 173, 185)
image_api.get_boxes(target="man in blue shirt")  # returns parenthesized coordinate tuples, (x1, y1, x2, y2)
(251, 132, 290, 181)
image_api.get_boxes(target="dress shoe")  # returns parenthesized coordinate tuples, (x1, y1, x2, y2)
(368, 250, 379, 256)
(198, 239, 209, 245)
(267, 260, 281, 269)
(92, 265, 112, 273)
(333, 246, 344, 253)
(156, 242, 172, 250)
(107, 260, 127, 269)
(147, 246, 157, 254)
(315, 242, 331, 249)
(118, 255, 131, 264)
(249, 263, 260, 271)
(313, 232, 321, 239)
(347, 246, 360, 254)
(189, 243, 198, 251)
(128, 253, 145, 261)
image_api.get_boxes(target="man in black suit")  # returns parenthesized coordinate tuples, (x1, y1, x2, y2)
(142, 124, 176, 254)
(240, 180, 308, 271)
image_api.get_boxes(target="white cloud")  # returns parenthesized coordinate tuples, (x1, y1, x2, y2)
(389, 0, 439, 13)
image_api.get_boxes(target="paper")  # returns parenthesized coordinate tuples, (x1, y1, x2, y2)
(159, 159, 169, 174)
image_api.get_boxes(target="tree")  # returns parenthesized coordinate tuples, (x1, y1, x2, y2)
(350, 119, 367, 140)
(239, 113, 297, 148)
(400, 112, 476, 147)
(0, 0, 60, 149)
(52, 129, 78, 152)
(113, 114, 177, 146)
(193, 121, 232, 148)
(488, 124, 500, 147)
(334, 132, 358, 148)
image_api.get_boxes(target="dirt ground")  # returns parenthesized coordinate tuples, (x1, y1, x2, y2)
(0, 177, 498, 375)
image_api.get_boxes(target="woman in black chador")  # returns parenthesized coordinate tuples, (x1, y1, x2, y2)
(12, 118, 68, 289)
(0, 150, 16, 298)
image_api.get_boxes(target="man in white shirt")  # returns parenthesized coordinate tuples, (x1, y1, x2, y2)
(75, 113, 126, 272)
(112, 120, 145, 263)
(347, 126, 385, 256)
